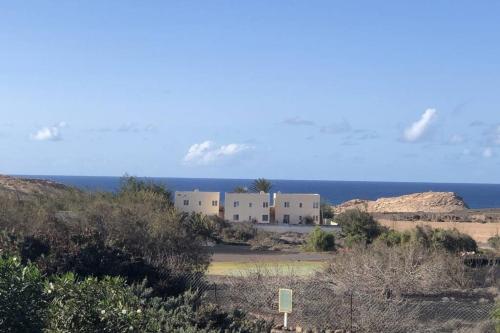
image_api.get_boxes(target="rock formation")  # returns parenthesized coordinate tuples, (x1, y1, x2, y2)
(334, 192, 468, 214)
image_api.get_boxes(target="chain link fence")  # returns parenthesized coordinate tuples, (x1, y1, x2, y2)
(186, 274, 498, 333)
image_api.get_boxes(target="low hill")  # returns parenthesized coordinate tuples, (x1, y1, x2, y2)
(334, 191, 469, 214)
(0, 175, 73, 198)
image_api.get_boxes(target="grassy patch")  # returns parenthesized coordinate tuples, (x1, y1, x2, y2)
(208, 261, 326, 276)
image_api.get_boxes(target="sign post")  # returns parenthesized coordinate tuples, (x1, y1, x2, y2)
(278, 288, 293, 328)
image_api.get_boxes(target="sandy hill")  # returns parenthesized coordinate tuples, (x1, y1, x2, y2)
(0, 175, 73, 197)
(334, 192, 469, 214)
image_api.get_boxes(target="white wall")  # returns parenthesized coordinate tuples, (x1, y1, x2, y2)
(224, 192, 271, 223)
(273, 193, 321, 225)
(174, 190, 220, 216)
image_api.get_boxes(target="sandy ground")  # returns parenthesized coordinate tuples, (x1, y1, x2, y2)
(378, 219, 500, 244)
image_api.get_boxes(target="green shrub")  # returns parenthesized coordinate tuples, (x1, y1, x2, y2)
(304, 227, 335, 252)
(488, 235, 500, 250)
(335, 209, 383, 246)
(411, 226, 477, 253)
(45, 273, 269, 333)
(377, 230, 411, 247)
(0, 256, 47, 333)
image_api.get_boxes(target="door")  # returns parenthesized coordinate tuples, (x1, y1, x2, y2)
(283, 214, 290, 224)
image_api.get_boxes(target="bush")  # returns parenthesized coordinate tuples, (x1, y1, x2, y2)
(222, 223, 257, 242)
(0, 178, 211, 297)
(0, 256, 47, 333)
(335, 209, 383, 246)
(304, 227, 335, 252)
(487, 235, 500, 250)
(412, 226, 477, 253)
(377, 229, 411, 247)
(377, 226, 477, 253)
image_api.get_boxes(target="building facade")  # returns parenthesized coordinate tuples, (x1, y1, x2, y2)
(174, 190, 220, 216)
(273, 193, 321, 225)
(224, 192, 270, 223)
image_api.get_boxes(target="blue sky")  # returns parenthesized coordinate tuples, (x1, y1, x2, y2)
(1, 1, 500, 183)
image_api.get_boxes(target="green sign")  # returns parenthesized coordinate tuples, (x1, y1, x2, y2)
(279, 288, 293, 313)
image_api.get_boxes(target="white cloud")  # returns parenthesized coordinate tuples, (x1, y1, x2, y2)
(31, 122, 67, 141)
(403, 108, 437, 142)
(183, 140, 252, 165)
(483, 147, 493, 158)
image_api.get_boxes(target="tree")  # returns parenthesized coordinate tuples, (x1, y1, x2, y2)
(233, 186, 248, 193)
(335, 209, 383, 246)
(249, 178, 272, 193)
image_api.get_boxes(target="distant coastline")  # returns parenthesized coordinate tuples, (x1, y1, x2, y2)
(15, 175, 500, 209)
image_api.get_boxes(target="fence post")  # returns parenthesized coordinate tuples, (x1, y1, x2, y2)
(214, 283, 217, 303)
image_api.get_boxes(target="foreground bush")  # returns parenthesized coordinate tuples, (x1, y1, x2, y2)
(0, 256, 270, 333)
(304, 227, 335, 252)
(0, 257, 46, 333)
(323, 243, 472, 297)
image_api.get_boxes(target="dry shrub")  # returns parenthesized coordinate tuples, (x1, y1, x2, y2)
(322, 243, 472, 297)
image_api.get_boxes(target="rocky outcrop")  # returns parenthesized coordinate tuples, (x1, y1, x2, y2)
(334, 192, 468, 214)
(0, 175, 73, 198)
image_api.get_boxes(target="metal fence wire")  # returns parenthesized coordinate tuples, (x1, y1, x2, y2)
(187, 275, 499, 333)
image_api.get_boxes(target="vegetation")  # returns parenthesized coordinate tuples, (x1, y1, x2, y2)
(232, 186, 248, 193)
(320, 201, 334, 220)
(0, 256, 270, 333)
(335, 209, 383, 246)
(0, 177, 273, 332)
(488, 235, 500, 250)
(335, 209, 477, 253)
(303, 227, 335, 252)
(377, 226, 477, 253)
(0, 176, 211, 297)
(0, 256, 47, 333)
(249, 178, 272, 193)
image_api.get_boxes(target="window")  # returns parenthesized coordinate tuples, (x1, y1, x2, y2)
(233, 214, 239, 221)
(313, 202, 319, 209)
(249, 202, 252, 208)
(234, 201, 239, 207)
(284, 202, 290, 208)
(212, 200, 218, 206)
(299, 202, 303, 208)
(183, 200, 189, 206)
(198, 201, 202, 206)
(314, 215, 319, 221)
(299, 216, 303, 221)
(262, 214, 269, 222)
(263, 202, 269, 208)
(249, 216, 252, 221)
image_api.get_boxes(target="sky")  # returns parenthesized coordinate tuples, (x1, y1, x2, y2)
(1, 1, 500, 183)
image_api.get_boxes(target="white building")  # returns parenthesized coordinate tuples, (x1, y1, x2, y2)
(224, 192, 270, 223)
(273, 193, 321, 225)
(174, 190, 220, 216)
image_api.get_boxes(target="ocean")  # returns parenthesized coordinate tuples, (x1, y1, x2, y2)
(19, 175, 500, 209)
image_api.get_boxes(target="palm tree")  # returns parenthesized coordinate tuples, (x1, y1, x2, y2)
(233, 186, 248, 193)
(249, 178, 272, 193)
